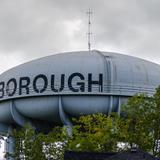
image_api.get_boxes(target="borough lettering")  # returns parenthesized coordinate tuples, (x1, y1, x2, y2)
(0, 73, 103, 99)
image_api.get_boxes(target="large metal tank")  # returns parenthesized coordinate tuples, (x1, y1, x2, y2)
(0, 50, 160, 133)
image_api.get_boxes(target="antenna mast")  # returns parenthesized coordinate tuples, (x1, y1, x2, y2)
(86, 9, 92, 51)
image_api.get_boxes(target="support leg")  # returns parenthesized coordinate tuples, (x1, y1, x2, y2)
(58, 96, 72, 136)
(5, 127, 14, 160)
(6, 135, 14, 160)
(10, 100, 34, 128)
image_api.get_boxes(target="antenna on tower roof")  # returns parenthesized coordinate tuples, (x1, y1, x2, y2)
(86, 9, 92, 51)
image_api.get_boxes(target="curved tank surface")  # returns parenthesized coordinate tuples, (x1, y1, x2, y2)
(0, 50, 160, 133)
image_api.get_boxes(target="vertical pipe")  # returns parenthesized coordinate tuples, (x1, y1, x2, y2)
(6, 134, 14, 160)
(118, 97, 121, 115)
(5, 126, 14, 160)
(109, 95, 113, 114)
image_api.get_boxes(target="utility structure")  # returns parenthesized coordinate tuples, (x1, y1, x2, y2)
(86, 9, 92, 51)
(0, 50, 160, 159)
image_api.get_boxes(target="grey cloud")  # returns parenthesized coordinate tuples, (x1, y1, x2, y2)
(0, 0, 159, 65)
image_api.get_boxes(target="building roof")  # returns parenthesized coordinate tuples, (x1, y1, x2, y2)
(107, 149, 159, 160)
(64, 151, 116, 160)
(64, 150, 160, 160)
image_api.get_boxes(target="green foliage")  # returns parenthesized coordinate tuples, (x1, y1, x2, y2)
(120, 94, 154, 151)
(13, 125, 67, 160)
(119, 86, 160, 156)
(13, 114, 121, 159)
(12, 86, 160, 158)
(151, 86, 160, 156)
(68, 113, 120, 152)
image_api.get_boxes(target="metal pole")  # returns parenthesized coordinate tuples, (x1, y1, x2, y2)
(86, 9, 92, 51)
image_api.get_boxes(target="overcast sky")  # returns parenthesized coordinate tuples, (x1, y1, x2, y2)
(0, 0, 159, 74)
(0, 0, 160, 158)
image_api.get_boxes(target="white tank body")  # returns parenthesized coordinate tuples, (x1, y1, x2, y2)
(0, 50, 159, 129)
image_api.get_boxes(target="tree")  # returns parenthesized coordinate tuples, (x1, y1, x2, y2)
(13, 114, 121, 159)
(13, 125, 67, 160)
(119, 86, 160, 156)
(119, 94, 154, 151)
(150, 86, 160, 156)
(12, 86, 160, 158)
(67, 113, 120, 152)
(13, 124, 45, 160)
